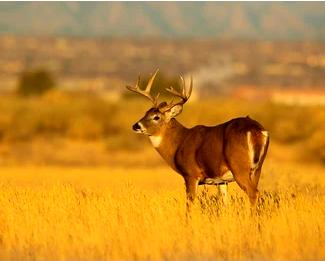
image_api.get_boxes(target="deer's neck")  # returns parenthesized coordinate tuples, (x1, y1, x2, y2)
(149, 119, 188, 171)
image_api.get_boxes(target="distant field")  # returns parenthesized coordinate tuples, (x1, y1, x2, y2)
(0, 163, 324, 260)
(0, 94, 324, 166)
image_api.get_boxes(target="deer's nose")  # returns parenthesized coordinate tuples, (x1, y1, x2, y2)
(132, 123, 141, 131)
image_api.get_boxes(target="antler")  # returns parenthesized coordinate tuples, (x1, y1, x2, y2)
(161, 75, 193, 111)
(126, 69, 160, 106)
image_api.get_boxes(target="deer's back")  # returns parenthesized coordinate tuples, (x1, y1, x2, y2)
(175, 116, 267, 180)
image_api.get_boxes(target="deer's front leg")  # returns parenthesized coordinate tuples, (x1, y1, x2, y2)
(184, 177, 199, 213)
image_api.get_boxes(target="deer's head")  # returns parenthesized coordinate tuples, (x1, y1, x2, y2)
(126, 69, 193, 136)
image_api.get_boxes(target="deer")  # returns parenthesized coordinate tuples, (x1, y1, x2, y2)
(126, 70, 269, 211)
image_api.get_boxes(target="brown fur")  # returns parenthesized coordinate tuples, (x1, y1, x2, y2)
(149, 116, 269, 207)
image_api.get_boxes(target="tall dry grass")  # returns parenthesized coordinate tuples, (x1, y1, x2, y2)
(0, 163, 323, 260)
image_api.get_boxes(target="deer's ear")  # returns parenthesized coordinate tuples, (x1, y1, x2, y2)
(165, 104, 183, 121)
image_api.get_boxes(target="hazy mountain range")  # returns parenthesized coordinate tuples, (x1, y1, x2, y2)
(0, 2, 324, 40)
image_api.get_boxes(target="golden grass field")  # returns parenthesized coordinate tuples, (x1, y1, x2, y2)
(0, 94, 324, 260)
(0, 161, 324, 260)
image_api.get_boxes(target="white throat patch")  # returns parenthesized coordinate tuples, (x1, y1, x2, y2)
(149, 136, 162, 148)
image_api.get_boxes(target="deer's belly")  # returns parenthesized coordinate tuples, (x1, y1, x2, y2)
(199, 171, 235, 185)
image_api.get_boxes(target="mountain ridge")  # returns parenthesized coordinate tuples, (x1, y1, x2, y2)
(0, 2, 324, 40)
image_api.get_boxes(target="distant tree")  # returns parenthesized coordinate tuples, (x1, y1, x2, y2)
(17, 69, 56, 96)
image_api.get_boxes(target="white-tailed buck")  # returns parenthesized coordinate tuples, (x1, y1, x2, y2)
(127, 70, 269, 209)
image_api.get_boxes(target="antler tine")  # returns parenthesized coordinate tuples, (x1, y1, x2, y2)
(165, 86, 183, 98)
(145, 69, 159, 93)
(136, 75, 141, 88)
(179, 75, 186, 97)
(166, 74, 193, 103)
(188, 76, 193, 99)
(126, 69, 160, 106)
(161, 74, 193, 112)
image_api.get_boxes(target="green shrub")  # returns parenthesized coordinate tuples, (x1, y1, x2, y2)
(17, 69, 56, 96)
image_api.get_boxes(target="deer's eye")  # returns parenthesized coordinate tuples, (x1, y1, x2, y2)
(153, 116, 160, 121)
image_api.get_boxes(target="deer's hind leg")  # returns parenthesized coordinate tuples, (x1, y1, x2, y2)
(225, 139, 259, 206)
(226, 129, 269, 206)
(231, 166, 259, 206)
